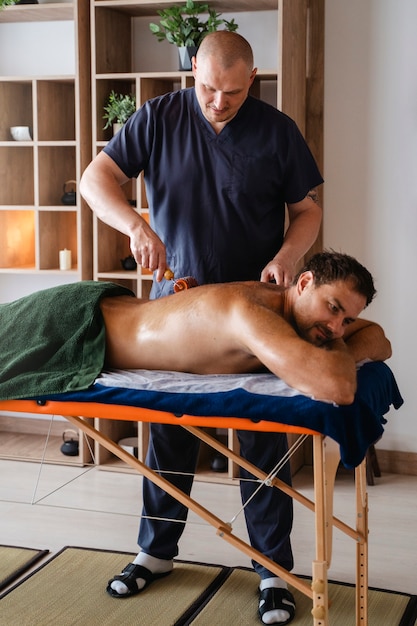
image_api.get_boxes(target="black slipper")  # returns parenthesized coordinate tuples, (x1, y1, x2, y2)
(106, 562, 172, 598)
(258, 587, 296, 625)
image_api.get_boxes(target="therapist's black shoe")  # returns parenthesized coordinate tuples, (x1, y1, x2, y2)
(258, 587, 296, 624)
(107, 563, 172, 598)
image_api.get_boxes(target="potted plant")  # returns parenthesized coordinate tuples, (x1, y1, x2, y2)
(103, 91, 136, 135)
(149, 0, 238, 70)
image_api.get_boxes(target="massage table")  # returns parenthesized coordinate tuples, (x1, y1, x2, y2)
(0, 361, 403, 626)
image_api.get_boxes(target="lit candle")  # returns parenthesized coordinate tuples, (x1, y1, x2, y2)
(59, 249, 72, 270)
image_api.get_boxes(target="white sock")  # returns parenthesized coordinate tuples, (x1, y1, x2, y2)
(110, 551, 173, 595)
(259, 577, 291, 625)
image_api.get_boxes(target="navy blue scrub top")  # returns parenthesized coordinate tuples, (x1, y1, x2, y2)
(104, 88, 323, 298)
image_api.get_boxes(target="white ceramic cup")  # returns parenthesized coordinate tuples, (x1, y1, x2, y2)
(10, 126, 32, 141)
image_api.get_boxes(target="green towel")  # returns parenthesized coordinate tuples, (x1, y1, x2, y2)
(0, 281, 134, 400)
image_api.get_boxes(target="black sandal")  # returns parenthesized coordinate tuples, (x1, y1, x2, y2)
(258, 587, 296, 625)
(106, 562, 172, 598)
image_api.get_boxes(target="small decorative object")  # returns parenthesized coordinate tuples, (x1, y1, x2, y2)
(121, 255, 137, 271)
(210, 453, 228, 472)
(61, 179, 76, 205)
(149, 0, 238, 71)
(118, 437, 138, 458)
(10, 126, 32, 141)
(103, 91, 136, 133)
(59, 249, 72, 270)
(60, 430, 79, 456)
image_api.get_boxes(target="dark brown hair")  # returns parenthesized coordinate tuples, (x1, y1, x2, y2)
(294, 250, 376, 307)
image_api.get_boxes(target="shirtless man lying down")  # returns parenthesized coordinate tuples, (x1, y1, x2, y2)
(98, 249, 391, 624)
(101, 250, 391, 406)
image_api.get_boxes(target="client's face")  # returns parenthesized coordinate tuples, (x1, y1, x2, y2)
(293, 276, 366, 347)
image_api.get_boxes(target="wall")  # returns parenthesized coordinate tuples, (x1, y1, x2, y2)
(324, 0, 417, 454)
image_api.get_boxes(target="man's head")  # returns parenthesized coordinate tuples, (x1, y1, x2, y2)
(291, 251, 377, 346)
(192, 31, 257, 132)
(295, 251, 376, 306)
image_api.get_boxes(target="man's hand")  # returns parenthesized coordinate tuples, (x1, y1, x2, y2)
(260, 190, 323, 288)
(81, 152, 170, 282)
(129, 221, 167, 282)
(260, 256, 296, 287)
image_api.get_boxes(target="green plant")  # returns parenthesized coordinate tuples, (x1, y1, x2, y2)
(149, 0, 238, 48)
(103, 91, 136, 130)
(0, 0, 17, 9)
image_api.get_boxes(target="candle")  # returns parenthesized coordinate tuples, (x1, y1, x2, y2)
(59, 249, 72, 271)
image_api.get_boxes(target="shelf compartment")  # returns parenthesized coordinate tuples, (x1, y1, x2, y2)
(138, 76, 183, 104)
(37, 79, 76, 141)
(0, 80, 33, 141)
(0, 413, 93, 467)
(94, 7, 132, 75)
(0, 146, 34, 205)
(0, 210, 35, 269)
(38, 210, 78, 271)
(250, 72, 278, 107)
(38, 145, 76, 206)
(95, 78, 137, 142)
(95, 218, 132, 273)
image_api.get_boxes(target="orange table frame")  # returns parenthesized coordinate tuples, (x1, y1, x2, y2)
(0, 398, 369, 626)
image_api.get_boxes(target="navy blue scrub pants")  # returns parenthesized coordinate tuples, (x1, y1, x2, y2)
(137, 423, 294, 578)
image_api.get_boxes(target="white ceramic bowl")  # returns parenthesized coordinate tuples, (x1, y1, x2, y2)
(10, 126, 32, 141)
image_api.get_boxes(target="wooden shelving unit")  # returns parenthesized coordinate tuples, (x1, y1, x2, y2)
(0, 0, 93, 466)
(0, 0, 92, 279)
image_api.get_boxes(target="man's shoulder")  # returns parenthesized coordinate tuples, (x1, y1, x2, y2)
(244, 96, 296, 125)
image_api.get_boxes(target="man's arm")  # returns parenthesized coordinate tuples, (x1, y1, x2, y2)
(260, 190, 323, 287)
(80, 152, 168, 281)
(342, 318, 392, 363)
(238, 300, 358, 405)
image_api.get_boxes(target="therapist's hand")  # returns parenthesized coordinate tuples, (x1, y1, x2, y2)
(129, 219, 167, 282)
(260, 256, 296, 288)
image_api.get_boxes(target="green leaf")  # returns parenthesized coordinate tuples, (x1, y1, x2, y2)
(148, 1, 239, 48)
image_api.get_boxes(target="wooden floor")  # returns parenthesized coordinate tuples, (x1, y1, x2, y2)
(0, 459, 416, 597)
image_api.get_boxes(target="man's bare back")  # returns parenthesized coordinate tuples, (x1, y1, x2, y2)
(100, 276, 391, 406)
(100, 281, 285, 375)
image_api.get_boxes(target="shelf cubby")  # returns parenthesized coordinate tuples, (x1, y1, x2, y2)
(38, 145, 77, 206)
(0, 80, 33, 141)
(37, 79, 76, 142)
(0, 210, 36, 269)
(0, 146, 34, 205)
(38, 210, 78, 271)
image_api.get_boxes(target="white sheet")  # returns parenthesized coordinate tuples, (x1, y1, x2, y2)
(96, 369, 303, 398)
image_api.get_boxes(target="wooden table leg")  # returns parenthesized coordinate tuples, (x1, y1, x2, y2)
(355, 460, 369, 625)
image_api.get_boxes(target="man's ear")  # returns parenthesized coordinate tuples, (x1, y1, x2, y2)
(192, 56, 197, 76)
(297, 271, 314, 294)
